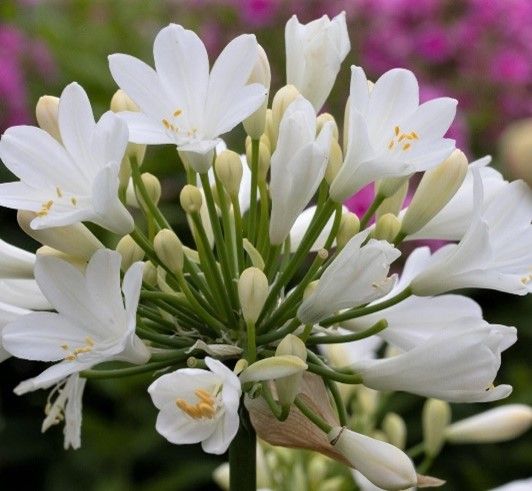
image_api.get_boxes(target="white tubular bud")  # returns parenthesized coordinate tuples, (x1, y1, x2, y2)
(264, 109, 275, 151)
(445, 404, 532, 444)
(422, 399, 451, 458)
(324, 138, 343, 185)
(377, 176, 410, 199)
(499, 118, 532, 186)
(153, 229, 184, 275)
(178, 148, 215, 174)
(142, 261, 158, 286)
(239, 355, 307, 383)
(271, 84, 300, 147)
(382, 412, 407, 450)
(127, 174, 162, 208)
(376, 179, 409, 219)
(373, 213, 401, 242)
(274, 334, 308, 406)
(180, 184, 203, 214)
(336, 212, 360, 250)
(317, 113, 339, 141)
(401, 149, 468, 236)
(36, 246, 86, 270)
(35, 95, 61, 142)
(215, 150, 243, 199)
(238, 267, 269, 324)
(115, 234, 145, 271)
(243, 45, 270, 139)
(328, 426, 417, 490)
(17, 210, 103, 260)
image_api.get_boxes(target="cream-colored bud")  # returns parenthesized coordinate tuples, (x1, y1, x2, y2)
(212, 463, 230, 491)
(180, 184, 203, 214)
(445, 404, 532, 444)
(238, 267, 269, 324)
(422, 399, 451, 458)
(499, 118, 532, 186)
(127, 174, 161, 208)
(358, 387, 379, 415)
(376, 176, 410, 199)
(17, 210, 103, 260)
(153, 229, 184, 275)
(371, 430, 389, 443)
(383, 413, 407, 450)
(156, 267, 176, 295)
(373, 213, 401, 242)
(36, 246, 87, 270)
(264, 108, 275, 151)
(35, 95, 61, 142)
(325, 138, 343, 185)
(376, 180, 409, 219)
(401, 149, 468, 236)
(317, 113, 339, 141)
(215, 150, 243, 198)
(178, 148, 214, 174)
(142, 261, 158, 286)
(274, 334, 308, 406)
(239, 355, 307, 383)
(271, 84, 300, 146)
(336, 212, 360, 249)
(275, 334, 307, 360)
(243, 45, 270, 139)
(302, 280, 319, 301)
(115, 234, 145, 271)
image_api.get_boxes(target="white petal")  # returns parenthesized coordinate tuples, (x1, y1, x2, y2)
(202, 408, 240, 454)
(122, 261, 144, 332)
(0, 239, 36, 279)
(0, 279, 51, 310)
(155, 406, 218, 445)
(91, 111, 129, 172)
(116, 111, 174, 144)
(399, 97, 457, 141)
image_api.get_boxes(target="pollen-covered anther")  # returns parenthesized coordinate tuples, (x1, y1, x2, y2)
(175, 388, 217, 420)
(388, 125, 419, 152)
(36, 200, 54, 217)
(56, 187, 63, 198)
(63, 336, 95, 361)
(520, 272, 532, 284)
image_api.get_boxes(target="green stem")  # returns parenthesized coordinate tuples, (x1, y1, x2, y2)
(229, 405, 256, 491)
(307, 319, 388, 345)
(246, 320, 257, 363)
(294, 396, 332, 434)
(81, 359, 184, 379)
(407, 442, 425, 459)
(246, 138, 260, 242)
(256, 318, 300, 345)
(360, 194, 385, 229)
(231, 197, 245, 272)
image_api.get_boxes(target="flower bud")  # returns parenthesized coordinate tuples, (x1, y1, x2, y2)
(271, 84, 300, 147)
(35, 95, 61, 142)
(243, 45, 270, 139)
(238, 267, 269, 324)
(246, 135, 271, 181)
(239, 355, 308, 384)
(36, 246, 86, 270)
(142, 261, 158, 286)
(126, 173, 162, 208)
(317, 113, 339, 141)
(376, 176, 410, 199)
(153, 229, 184, 275)
(212, 463, 230, 491)
(422, 399, 451, 458)
(376, 180, 409, 219)
(401, 149, 468, 236)
(373, 213, 401, 242)
(328, 426, 417, 490)
(115, 234, 145, 271)
(336, 212, 360, 250)
(215, 150, 243, 199)
(180, 184, 203, 214)
(383, 412, 407, 450)
(445, 404, 532, 444)
(275, 334, 308, 406)
(275, 334, 307, 360)
(178, 148, 214, 174)
(324, 138, 343, 185)
(17, 210, 103, 260)
(499, 118, 532, 186)
(264, 109, 275, 151)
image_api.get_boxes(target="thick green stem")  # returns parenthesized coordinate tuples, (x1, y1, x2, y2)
(229, 405, 256, 491)
(360, 193, 386, 229)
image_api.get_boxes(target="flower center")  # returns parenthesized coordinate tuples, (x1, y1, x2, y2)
(161, 108, 198, 139)
(61, 337, 95, 361)
(387, 125, 419, 151)
(176, 387, 218, 420)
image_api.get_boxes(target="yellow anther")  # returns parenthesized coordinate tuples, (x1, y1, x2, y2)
(198, 402, 216, 418)
(388, 140, 395, 150)
(56, 187, 63, 198)
(173, 109, 182, 117)
(60, 344, 69, 350)
(394, 126, 400, 136)
(162, 118, 171, 129)
(410, 131, 419, 139)
(175, 388, 217, 420)
(70, 197, 77, 206)
(195, 388, 215, 404)
(402, 143, 411, 151)
(398, 134, 406, 142)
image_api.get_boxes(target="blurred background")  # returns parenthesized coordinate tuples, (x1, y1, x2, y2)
(0, 0, 530, 489)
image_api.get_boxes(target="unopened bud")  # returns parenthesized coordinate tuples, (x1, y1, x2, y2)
(178, 148, 214, 174)
(317, 113, 339, 141)
(336, 212, 360, 249)
(376, 180, 409, 219)
(36, 95, 61, 142)
(126, 174, 162, 208)
(383, 413, 407, 450)
(275, 334, 308, 406)
(36, 246, 86, 270)
(264, 109, 275, 151)
(377, 176, 410, 199)
(401, 149, 468, 236)
(153, 229, 184, 275)
(115, 234, 145, 271)
(215, 150, 243, 198)
(499, 118, 532, 186)
(243, 45, 270, 139)
(275, 334, 307, 360)
(239, 355, 307, 383)
(325, 138, 343, 185)
(271, 84, 300, 147)
(423, 398, 451, 458)
(142, 261, 158, 286)
(238, 267, 269, 324)
(180, 185, 203, 214)
(373, 213, 401, 242)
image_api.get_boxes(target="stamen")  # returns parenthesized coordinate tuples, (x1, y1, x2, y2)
(388, 140, 395, 150)
(71, 197, 77, 206)
(176, 387, 218, 420)
(394, 126, 400, 136)
(173, 109, 182, 117)
(36, 200, 54, 217)
(402, 143, 411, 151)
(56, 187, 63, 198)
(63, 337, 95, 361)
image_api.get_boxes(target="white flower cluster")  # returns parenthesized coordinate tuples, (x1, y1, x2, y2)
(0, 12, 530, 490)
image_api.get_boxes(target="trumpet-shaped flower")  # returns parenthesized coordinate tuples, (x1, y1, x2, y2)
(0, 237, 35, 279)
(269, 97, 333, 245)
(285, 12, 350, 112)
(0, 83, 133, 234)
(352, 323, 516, 402)
(148, 357, 241, 455)
(330, 67, 457, 202)
(2, 249, 150, 394)
(108, 24, 267, 168)
(297, 230, 400, 324)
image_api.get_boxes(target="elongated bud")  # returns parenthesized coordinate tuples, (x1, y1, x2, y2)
(178, 148, 214, 174)
(142, 261, 158, 286)
(271, 84, 300, 147)
(317, 113, 339, 141)
(499, 118, 532, 186)
(336, 212, 360, 249)
(328, 426, 417, 490)
(401, 149, 468, 236)
(115, 234, 145, 271)
(275, 334, 308, 406)
(445, 404, 532, 444)
(36, 246, 86, 270)
(238, 267, 269, 324)
(243, 45, 270, 139)
(377, 176, 410, 199)
(153, 229, 184, 275)
(383, 413, 407, 450)
(180, 185, 203, 214)
(264, 108, 275, 151)
(239, 355, 307, 383)
(423, 399, 451, 458)
(325, 138, 343, 185)
(215, 150, 243, 199)
(36, 95, 61, 142)
(126, 173, 162, 208)
(373, 213, 401, 242)
(246, 135, 271, 181)
(376, 180, 409, 219)
(17, 210, 103, 260)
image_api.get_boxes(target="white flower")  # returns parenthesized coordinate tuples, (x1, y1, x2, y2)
(108, 24, 267, 167)
(0, 83, 133, 235)
(330, 67, 457, 202)
(0, 238, 35, 279)
(352, 322, 516, 402)
(148, 356, 241, 455)
(0, 278, 50, 310)
(2, 249, 150, 394)
(445, 404, 532, 444)
(269, 97, 333, 245)
(285, 12, 350, 112)
(0, 301, 29, 362)
(410, 173, 532, 296)
(328, 426, 417, 490)
(490, 478, 532, 491)
(298, 231, 400, 324)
